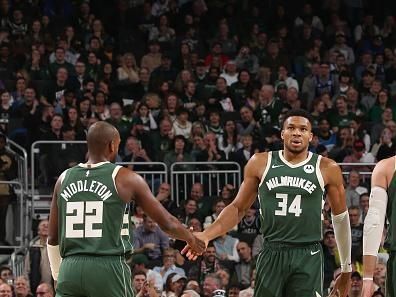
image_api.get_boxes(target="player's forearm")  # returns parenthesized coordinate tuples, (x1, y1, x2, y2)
(362, 255, 377, 279)
(203, 204, 242, 241)
(332, 210, 352, 272)
(160, 215, 194, 243)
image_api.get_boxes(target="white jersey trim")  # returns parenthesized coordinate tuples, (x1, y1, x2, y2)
(59, 169, 68, 185)
(112, 165, 122, 194)
(316, 155, 325, 191)
(278, 150, 313, 168)
(78, 161, 110, 168)
(259, 152, 272, 188)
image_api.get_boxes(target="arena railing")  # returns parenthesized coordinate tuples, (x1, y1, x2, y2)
(30, 141, 168, 218)
(30, 140, 88, 222)
(6, 138, 28, 194)
(0, 181, 26, 250)
(170, 161, 242, 206)
(9, 236, 39, 277)
(338, 162, 376, 183)
(116, 162, 168, 192)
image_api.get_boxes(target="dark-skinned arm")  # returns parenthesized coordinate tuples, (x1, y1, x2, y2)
(200, 153, 263, 242)
(116, 168, 205, 253)
(322, 158, 351, 297)
(47, 177, 62, 285)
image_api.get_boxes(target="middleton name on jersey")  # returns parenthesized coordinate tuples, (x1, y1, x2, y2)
(60, 179, 112, 201)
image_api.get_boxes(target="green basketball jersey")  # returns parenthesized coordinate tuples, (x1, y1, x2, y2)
(386, 158, 396, 251)
(258, 150, 325, 244)
(57, 162, 132, 257)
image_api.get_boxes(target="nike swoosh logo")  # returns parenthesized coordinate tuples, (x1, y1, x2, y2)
(311, 250, 320, 255)
(272, 164, 284, 168)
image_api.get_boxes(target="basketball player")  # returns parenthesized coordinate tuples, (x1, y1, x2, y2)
(47, 121, 205, 297)
(183, 109, 352, 297)
(361, 156, 396, 297)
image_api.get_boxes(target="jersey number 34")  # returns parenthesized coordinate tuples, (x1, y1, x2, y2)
(275, 193, 302, 217)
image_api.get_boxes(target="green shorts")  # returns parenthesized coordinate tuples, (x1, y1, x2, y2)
(56, 255, 134, 297)
(254, 242, 323, 297)
(387, 252, 396, 297)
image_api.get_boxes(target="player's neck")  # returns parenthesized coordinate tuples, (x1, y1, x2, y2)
(87, 155, 109, 164)
(282, 149, 309, 165)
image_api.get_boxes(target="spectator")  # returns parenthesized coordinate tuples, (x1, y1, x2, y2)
(172, 108, 192, 140)
(174, 199, 201, 226)
(235, 46, 259, 75)
(235, 241, 254, 288)
(342, 139, 375, 172)
(188, 183, 211, 219)
(237, 207, 261, 246)
(203, 199, 226, 230)
(162, 273, 186, 297)
(345, 170, 368, 208)
(155, 182, 177, 214)
(0, 133, 16, 245)
(218, 119, 242, 160)
(35, 283, 54, 297)
(359, 192, 370, 223)
(220, 60, 238, 86)
(0, 266, 13, 284)
(375, 127, 396, 161)
(132, 271, 146, 295)
(0, 283, 12, 297)
(188, 242, 221, 283)
(322, 230, 337, 292)
(133, 215, 170, 268)
(213, 233, 239, 263)
(24, 219, 52, 293)
(349, 206, 363, 262)
(231, 134, 256, 171)
(153, 247, 185, 286)
(163, 135, 194, 171)
(14, 276, 32, 297)
(130, 254, 162, 295)
(202, 274, 222, 297)
(370, 107, 393, 144)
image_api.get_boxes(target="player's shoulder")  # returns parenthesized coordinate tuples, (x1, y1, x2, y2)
(374, 156, 395, 174)
(249, 151, 270, 166)
(319, 157, 341, 177)
(318, 155, 340, 172)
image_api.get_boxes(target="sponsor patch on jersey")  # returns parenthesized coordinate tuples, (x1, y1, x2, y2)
(303, 164, 314, 174)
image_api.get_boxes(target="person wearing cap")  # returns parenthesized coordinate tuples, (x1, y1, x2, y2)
(348, 271, 363, 297)
(342, 139, 375, 173)
(163, 273, 186, 297)
(330, 32, 355, 65)
(130, 254, 163, 294)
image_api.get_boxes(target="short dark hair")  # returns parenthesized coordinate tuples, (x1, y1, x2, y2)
(282, 109, 313, 129)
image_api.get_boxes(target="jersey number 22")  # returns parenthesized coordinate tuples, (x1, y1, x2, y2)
(65, 201, 103, 238)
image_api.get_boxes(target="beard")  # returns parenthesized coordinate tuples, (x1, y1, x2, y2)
(284, 142, 308, 154)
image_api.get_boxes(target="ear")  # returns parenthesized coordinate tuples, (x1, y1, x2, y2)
(309, 132, 313, 142)
(281, 129, 285, 140)
(109, 140, 115, 153)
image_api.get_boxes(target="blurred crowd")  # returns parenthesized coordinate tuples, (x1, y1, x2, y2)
(0, 0, 395, 296)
